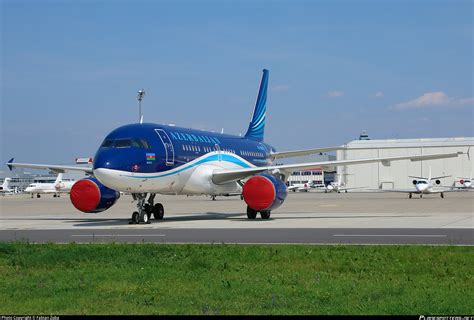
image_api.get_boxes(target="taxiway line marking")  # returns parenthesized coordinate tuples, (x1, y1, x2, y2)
(332, 234, 447, 237)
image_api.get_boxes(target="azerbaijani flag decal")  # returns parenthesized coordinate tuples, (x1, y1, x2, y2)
(146, 153, 156, 161)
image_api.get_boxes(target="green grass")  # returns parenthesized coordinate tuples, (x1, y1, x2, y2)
(0, 243, 472, 315)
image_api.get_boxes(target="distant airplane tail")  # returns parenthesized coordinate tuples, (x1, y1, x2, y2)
(55, 173, 63, 185)
(2, 178, 11, 190)
(244, 69, 269, 142)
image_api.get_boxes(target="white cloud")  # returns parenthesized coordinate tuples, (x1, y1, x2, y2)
(392, 91, 474, 110)
(370, 91, 384, 99)
(325, 90, 344, 98)
(270, 85, 290, 93)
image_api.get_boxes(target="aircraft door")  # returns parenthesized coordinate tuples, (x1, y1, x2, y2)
(155, 129, 175, 166)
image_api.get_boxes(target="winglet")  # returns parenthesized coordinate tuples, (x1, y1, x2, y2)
(7, 158, 14, 171)
(467, 147, 471, 161)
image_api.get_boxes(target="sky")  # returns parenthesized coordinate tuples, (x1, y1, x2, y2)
(1, 0, 473, 165)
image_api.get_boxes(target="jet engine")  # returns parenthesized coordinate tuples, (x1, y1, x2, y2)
(435, 180, 441, 185)
(242, 174, 287, 211)
(412, 180, 418, 185)
(70, 177, 120, 213)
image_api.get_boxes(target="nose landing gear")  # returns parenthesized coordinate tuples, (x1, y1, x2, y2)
(130, 193, 165, 224)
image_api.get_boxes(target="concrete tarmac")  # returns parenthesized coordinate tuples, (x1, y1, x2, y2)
(0, 192, 472, 244)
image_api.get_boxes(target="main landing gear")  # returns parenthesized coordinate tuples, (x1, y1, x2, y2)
(440, 192, 444, 198)
(130, 193, 165, 224)
(246, 206, 271, 220)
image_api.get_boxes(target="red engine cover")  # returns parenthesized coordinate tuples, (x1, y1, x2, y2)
(70, 179, 100, 212)
(242, 175, 276, 211)
(460, 179, 464, 185)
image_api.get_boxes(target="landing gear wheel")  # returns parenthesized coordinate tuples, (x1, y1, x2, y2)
(409, 193, 412, 199)
(440, 192, 444, 198)
(37, 194, 41, 198)
(246, 206, 257, 219)
(420, 194, 423, 199)
(53, 194, 57, 198)
(260, 211, 271, 219)
(131, 211, 139, 224)
(345, 190, 348, 193)
(153, 203, 164, 220)
(140, 212, 150, 224)
(211, 195, 216, 201)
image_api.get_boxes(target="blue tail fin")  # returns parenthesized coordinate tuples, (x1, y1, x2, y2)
(244, 69, 269, 142)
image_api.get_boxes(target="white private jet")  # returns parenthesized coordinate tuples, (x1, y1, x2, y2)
(288, 180, 316, 192)
(25, 173, 77, 198)
(453, 174, 473, 189)
(0, 178, 13, 195)
(324, 173, 367, 193)
(378, 167, 455, 198)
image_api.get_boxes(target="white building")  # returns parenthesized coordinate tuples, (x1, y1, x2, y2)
(287, 167, 326, 186)
(336, 137, 474, 189)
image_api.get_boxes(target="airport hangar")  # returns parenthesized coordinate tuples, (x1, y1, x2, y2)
(336, 137, 474, 190)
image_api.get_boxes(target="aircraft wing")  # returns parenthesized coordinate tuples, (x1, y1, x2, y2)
(339, 186, 369, 191)
(6, 158, 93, 174)
(431, 175, 451, 180)
(212, 151, 464, 185)
(371, 188, 417, 193)
(269, 146, 344, 159)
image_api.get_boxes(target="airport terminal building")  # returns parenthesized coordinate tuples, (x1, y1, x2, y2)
(336, 137, 474, 189)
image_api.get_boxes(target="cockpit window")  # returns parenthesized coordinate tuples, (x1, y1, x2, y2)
(100, 138, 151, 149)
(115, 139, 132, 148)
(140, 139, 151, 150)
(100, 140, 114, 148)
(417, 181, 428, 184)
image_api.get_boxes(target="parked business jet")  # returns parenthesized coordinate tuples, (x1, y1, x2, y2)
(6, 70, 466, 223)
(25, 173, 76, 198)
(324, 173, 366, 193)
(0, 178, 13, 195)
(378, 167, 455, 198)
(288, 180, 315, 192)
(454, 174, 473, 189)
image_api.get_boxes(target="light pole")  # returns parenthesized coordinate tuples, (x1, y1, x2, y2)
(137, 88, 146, 123)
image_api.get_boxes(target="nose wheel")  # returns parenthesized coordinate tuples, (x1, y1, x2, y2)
(130, 193, 164, 224)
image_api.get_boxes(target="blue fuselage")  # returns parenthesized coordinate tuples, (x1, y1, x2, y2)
(93, 123, 276, 173)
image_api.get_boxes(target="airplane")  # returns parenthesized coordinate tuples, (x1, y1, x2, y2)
(24, 173, 77, 198)
(0, 178, 13, 195)
(6, 69, 467, 224)
(288, 180, 316, 192)
(376, 167, 454, 198)
(324, 173, 366, 193)
(453, 173, 473, 189)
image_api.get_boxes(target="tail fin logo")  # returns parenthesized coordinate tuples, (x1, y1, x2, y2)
(244, 69, 269, 142)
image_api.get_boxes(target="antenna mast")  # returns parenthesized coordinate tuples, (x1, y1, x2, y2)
(137, 88, 146, 123)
